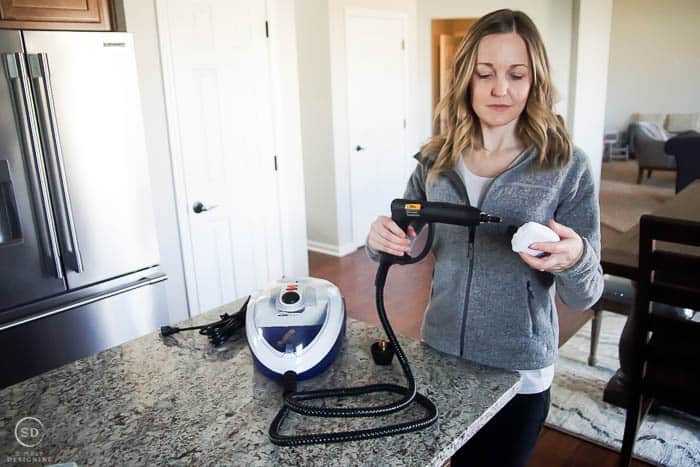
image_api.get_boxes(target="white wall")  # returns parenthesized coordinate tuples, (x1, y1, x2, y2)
(604, 0, 700, 131)
(294, 0, 339, 247)
(416, 1, 574, 142)
(569, 0, 613, 187)
(122, 0, 189, 323)
(296, 0, 419, 254)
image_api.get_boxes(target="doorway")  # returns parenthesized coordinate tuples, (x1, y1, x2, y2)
(431, 18, 477, 134)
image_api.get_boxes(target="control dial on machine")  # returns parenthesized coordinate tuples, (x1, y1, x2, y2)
(277, 284, 304, 312)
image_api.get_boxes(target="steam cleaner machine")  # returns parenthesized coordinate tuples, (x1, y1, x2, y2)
(163, 198, 501, 445)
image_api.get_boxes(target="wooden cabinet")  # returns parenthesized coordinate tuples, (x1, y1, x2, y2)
(0, 0, 113, 31)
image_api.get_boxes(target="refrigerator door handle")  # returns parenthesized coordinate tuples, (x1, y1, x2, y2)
(2, 53, 63, 279)
(27, 53, 83, 274)
(0, 273, 168, 332)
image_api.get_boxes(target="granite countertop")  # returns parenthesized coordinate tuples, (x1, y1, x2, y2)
(1, 298, 520, 467)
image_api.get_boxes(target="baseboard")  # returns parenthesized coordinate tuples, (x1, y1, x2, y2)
(307, 240, 361, 257)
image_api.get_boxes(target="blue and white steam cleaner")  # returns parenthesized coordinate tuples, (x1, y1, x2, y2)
(245, 277, 346, 381)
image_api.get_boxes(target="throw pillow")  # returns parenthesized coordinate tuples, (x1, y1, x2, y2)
(666, 113, 700, 132)
(638, 121, 668, 141)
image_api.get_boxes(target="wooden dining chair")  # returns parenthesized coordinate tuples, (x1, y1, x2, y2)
(619, 215, 700, 466)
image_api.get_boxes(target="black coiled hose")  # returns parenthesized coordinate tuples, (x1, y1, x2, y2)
(268, 225, 438, 446)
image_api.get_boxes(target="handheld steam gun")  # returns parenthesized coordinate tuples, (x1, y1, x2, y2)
(381, 199, 501, 265)
(268, 199, 501, 446)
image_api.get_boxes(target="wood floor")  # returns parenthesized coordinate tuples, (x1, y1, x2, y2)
(308, 249, 650, 467)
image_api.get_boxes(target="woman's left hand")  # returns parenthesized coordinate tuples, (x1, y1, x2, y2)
(518, 219, 584, 273)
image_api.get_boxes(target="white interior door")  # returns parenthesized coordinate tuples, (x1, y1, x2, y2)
(158, 0, 283, 314)
(346, 11, 407, 246)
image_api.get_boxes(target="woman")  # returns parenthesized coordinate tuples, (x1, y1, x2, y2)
(366, 9, 603, 467)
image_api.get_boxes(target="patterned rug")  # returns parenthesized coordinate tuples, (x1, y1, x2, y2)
(546, 311, 700, 466)
(598, 179, 674, 233)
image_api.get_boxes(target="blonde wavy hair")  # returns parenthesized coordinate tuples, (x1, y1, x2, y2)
(423, 9, 572, 183)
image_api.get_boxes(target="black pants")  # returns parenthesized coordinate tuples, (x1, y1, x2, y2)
(451, 389, 550, 467)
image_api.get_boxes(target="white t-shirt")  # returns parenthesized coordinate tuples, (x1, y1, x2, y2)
(456, 157, 554, 394)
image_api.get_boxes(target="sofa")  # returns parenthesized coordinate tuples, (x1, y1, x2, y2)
(628, 122, 675, 183)
(627, 113, 700, 183)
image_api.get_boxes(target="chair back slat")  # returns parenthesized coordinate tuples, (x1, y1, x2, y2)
(644, 215, 700, 247)
(649, 313, 700, 339)
(650, 250, 700, 277)
(649, 284, 700, 311)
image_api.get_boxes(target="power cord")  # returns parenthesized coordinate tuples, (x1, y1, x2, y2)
(160, 296, 250, 347)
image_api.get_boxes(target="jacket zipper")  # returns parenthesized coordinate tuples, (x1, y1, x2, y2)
(445, 148, 535, 357)
(526, 280, 536, 334)
(460, 227, 476, 357)
(444, 171, 472, 357)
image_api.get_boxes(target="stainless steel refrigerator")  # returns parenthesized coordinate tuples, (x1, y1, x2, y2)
(0, 31, 168, 388)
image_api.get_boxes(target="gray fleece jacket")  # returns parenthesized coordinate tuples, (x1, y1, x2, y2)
(366, 146, 604, 370)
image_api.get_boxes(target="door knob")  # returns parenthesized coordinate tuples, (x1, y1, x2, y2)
(193, 201, 218, 213)
(355, 145, 365, 151)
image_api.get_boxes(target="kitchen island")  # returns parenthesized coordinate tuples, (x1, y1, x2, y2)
(1, 298, 520, 466)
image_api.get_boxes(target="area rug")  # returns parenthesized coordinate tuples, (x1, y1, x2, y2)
(546, 311, 700, 466)
(599, 179, 674, 233)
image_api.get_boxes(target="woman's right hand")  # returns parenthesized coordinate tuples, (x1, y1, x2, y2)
(368, 216, 417, 256)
